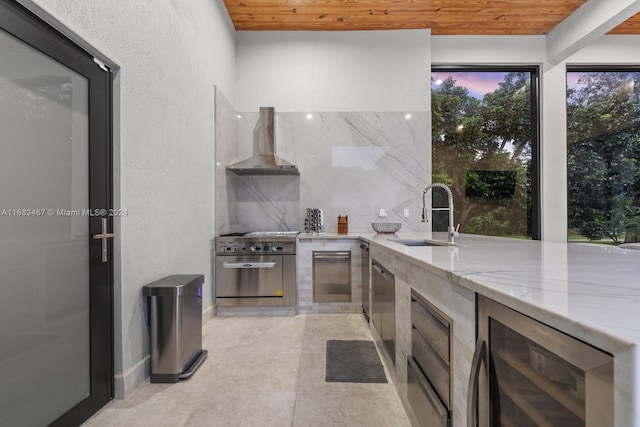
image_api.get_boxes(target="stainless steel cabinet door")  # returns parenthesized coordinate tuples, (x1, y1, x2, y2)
(313, 251, 351, 303)
(372, 260, 395, 364)
(360, 243, 370, 317)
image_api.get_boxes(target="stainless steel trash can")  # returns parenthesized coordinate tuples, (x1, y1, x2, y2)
(143, 274, 208, 383)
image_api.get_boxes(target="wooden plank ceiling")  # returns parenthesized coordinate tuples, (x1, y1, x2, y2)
(223, 0, 640, 35)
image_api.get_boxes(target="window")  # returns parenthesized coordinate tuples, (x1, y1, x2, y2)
(431, 67, 540, 239)
(567, 68, 640, 244)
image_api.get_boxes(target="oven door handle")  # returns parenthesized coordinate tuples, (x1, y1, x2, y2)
(222, 261, 277, 269)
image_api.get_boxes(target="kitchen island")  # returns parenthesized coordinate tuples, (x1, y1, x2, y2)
(364, 232, 640, 352)
(304, 231, 640, 426)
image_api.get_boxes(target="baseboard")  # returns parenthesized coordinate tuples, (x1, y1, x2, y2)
(113, 355, 150, 399)
(203, 303, 216, 323)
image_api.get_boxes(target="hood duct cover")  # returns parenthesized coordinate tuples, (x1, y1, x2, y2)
(226, 107, 299, 175)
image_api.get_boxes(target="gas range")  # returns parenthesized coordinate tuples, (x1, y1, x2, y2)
(214, 231, 299, 307)
(215, 231, 299, 255)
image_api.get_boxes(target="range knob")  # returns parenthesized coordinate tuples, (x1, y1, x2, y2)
(263, 244, 269, 251)
(249, 245, 258, 252)
(220, 246, 229, 252)
(271, 245, 281, 252)
(231, 246, 239, 252)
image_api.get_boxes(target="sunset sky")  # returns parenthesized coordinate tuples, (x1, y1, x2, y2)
(431, 70, 588, 99)
(431, 71, 506, 99)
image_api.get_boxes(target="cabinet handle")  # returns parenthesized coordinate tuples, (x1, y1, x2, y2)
(314, 254, 351, 260)
(467, 337, 486, 427)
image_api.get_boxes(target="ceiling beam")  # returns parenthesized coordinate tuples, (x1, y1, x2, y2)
(546, 0, 640, 64)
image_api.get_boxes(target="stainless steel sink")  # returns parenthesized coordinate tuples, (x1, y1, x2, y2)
(392, 239, 449, 247)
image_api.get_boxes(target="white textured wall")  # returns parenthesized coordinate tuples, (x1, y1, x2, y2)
(431, 34, 640, 242)
(235, 30, 431, 112)
(25, 0, 236, 394)
(431, 35, 547, 65)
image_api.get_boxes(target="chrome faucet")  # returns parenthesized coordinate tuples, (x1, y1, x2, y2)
(422, 182, 458, 243)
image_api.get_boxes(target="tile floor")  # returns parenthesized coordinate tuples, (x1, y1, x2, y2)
(83, 314, 411, 427)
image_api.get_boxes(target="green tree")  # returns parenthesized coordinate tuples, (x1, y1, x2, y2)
(567, 72, 640, 243)
(624, 215, 640, 242)
(483, 73, 532, 163)
(431, 73, 532, 237)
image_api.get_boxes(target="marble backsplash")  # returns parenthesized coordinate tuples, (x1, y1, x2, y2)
(215, 89, 431, 234)
(237, 175, 300, 232)
(276, 112, 431, 233)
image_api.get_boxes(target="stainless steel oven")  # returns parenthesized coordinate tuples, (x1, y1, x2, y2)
(215, 232, 297, 307)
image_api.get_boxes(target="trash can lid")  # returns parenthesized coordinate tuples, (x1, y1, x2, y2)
(143, 274, 204, 296)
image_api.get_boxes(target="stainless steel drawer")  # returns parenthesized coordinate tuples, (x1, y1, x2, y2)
(411, 300, 450, 362)
(407, 356, 448, 427)
(412, 328, 450, 408)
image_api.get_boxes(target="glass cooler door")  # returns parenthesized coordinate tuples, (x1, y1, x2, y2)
(476, 296, 614, 427)
(490, 318, 586, 426)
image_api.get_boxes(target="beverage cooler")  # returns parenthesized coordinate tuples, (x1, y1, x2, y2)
(469, 296, 614, 427)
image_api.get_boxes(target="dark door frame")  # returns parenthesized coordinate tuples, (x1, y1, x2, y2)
(0, 1, 114, 425)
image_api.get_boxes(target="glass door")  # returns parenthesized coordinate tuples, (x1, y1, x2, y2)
(0, 1, 112, 426)
(476, 296, 614, 427)
(489, 319, 587, 426)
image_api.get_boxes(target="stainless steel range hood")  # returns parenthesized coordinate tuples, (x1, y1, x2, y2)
(226, 107, 299, 176)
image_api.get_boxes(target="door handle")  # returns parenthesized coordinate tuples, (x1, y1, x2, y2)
(222, 261, 277, 269)
(467, 337, 486, 427)
(92, 217, 114, 263)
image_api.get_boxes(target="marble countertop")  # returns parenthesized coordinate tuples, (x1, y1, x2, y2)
(302, 231, 640, 356)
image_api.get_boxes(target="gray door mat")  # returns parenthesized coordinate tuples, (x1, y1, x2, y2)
(325, 340, 388, 383)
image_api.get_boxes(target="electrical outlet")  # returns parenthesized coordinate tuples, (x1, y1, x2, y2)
(403, 209, 410, 218)
(378, 209, 387, 217)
